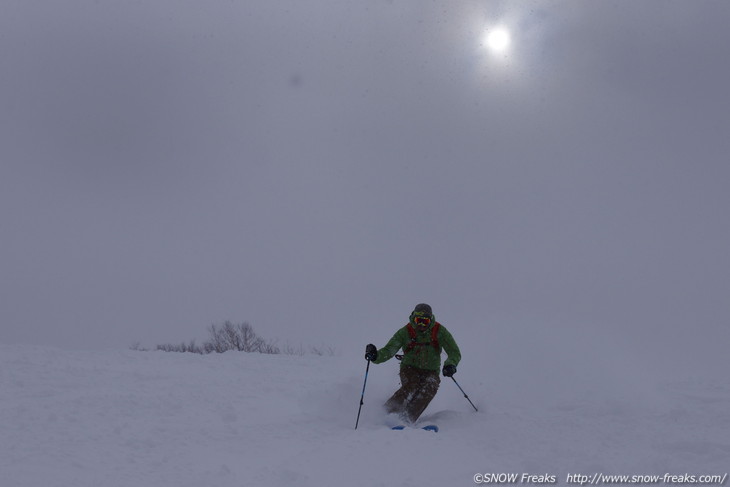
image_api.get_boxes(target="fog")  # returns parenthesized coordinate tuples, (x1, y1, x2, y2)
(2, 1, 728, 383)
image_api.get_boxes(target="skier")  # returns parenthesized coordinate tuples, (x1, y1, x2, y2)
(364, 303, 461, 424)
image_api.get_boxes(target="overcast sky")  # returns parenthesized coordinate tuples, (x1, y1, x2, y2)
(1, 1, 728, 378)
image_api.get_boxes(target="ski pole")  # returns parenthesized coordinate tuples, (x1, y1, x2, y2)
(451, 376, 478, 412)
(354, 359, 371, 429)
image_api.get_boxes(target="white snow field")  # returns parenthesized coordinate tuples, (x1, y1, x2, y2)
(1, 343, 728, 487)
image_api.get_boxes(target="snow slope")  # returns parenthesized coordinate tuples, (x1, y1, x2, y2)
(1, 344, 728, 487)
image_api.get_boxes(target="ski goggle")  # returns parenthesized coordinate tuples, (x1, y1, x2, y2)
(414, 316, 431, 326)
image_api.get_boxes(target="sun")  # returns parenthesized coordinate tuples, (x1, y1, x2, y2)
(484, 27, 511, 53)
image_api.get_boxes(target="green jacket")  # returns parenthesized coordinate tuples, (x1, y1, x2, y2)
(373, 320, 461, 372)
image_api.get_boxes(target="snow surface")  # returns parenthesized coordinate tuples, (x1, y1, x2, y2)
(1, 344, 728, 487)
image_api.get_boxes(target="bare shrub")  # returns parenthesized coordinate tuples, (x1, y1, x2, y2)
(155, 340, 203, 354)
(281, 342, 306, 356)
(310, 344, 337, 357)
(206, 321, 276, 353)
(149, 321, 331, 356)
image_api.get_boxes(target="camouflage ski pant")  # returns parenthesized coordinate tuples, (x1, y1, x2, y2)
(384, 365, 440, 423)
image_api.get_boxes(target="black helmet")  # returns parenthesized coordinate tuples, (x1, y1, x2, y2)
(412, 303, 432, 316)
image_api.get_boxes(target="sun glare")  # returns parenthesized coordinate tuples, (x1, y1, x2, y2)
(485, 27, 511, 53)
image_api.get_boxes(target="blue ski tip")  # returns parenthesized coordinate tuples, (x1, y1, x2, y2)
(391, 425, 406, 430)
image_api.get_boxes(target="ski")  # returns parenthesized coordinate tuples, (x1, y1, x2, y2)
(390, 424, 438, 432)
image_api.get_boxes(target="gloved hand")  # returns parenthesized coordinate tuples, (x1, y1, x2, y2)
(365, 344, 378, 361)
(442, 364, 457, 377)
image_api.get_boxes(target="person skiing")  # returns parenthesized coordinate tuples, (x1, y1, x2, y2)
(364, 303, 461, 424)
